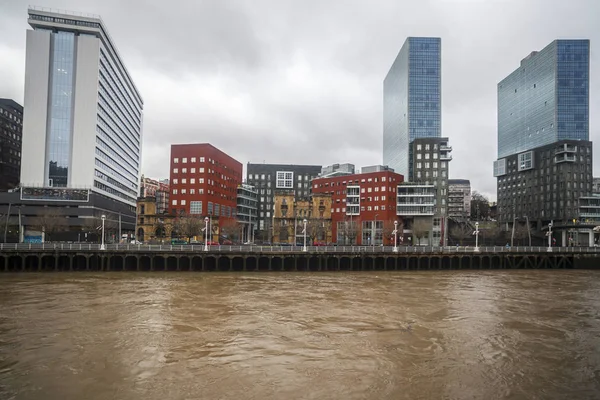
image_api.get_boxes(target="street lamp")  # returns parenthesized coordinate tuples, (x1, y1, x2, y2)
(393, 220, 398, 253)
(204, 217, 209, 251)
(547, 221, 553, 252)
(302, 218, 307, 252)
(473, 222, 480, 252)
(373, 213, 379, 247)
(100, 215, 106, 250)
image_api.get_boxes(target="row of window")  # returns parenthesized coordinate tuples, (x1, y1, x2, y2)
(173, 156, 205, 163)
(172, 188, 204, 195)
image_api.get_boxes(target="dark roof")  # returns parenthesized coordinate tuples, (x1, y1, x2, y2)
(0, 98, 23, 113)
(448, 179, 470, 185)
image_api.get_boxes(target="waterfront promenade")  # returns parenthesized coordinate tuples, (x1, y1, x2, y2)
(1, 243, 599, 271)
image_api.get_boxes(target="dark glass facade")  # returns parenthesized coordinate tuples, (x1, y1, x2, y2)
(46, 31, 75, 187)
(0, 99, 23, 191)
(384, 37, 441, 180)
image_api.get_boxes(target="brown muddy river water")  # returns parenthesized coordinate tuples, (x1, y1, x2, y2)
(1, 271, 599, 399)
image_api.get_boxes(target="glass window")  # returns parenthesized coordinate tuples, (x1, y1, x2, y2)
(181, 200, 186, 206)
(182, 158, 187, 163)
(190, 201, 202, 214)
(174, 158, 179, 163)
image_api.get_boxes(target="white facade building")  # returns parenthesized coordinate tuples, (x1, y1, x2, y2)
(21, 8, 143, 208)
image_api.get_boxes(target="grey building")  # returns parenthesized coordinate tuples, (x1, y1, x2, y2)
(495, 40, 591, 233)
(495, 140, 592, 228)
(448, 179, 471, 219)
(246, 163, 321, 236)
(236, 183, 258, 243)
(0, 99, 23, 191)
(383, 37, 441, 179)
(592, 177, 600, 195)
(320, 163, 355, 178)
(361, 165, 394, 174)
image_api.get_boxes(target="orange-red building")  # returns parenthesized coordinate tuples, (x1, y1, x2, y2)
(311, 166, 404, 245)
(169, 144, 242, 221)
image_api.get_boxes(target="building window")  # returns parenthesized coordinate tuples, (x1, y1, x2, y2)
(182, 178, 187, 184)
(173, 179, 178, 184)
(191, 168, 196, 173)
(190, 178, 195, 184)
(172, 200, 177, 205)
(182, 168, 187, 173)
(173, 189, 178, 195)
(425, 162, 430, 168)
(174, 158, 179, 163)
(276, 171, 294, 188)
(425, 153, 430, 160)
(190, 189, 195, 194)
(173, 168, 178, 173)
(181, 189, 187, 194)
(425, 144, 430, 150)
(200, 157, 205, 162)
(190, 201, 202, 214)
(417, 144, 422, 150)
(417, 153, 422, 160)
(433, 153, 438, 159)
(181, 200, 186, 206)
(191, 157, 196, 163)
(417, 162, 422, 168)
(199, 178, 204, 183)
(182, 158, 187, 163)
(200, 168, 205, 173)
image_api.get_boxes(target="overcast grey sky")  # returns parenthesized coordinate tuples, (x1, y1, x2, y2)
(0, 0, 598, 200)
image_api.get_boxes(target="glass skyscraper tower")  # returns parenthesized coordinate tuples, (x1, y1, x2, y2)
(497, 40, 589, 159)
(21, 8, 143, 208)
(383, 37, 441, 180)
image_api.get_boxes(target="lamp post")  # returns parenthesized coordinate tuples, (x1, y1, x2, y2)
(474, 221, 480, 252)
(100, 215, 106, 250)
(204, 217, 209, 251)
(547, 221, 553, 252)
(373, 213, 379, 247)
(302, 218, 307, 252)
(393, 220, 398, 253)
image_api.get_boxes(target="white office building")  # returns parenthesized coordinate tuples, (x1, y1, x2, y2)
(21, 7, 143, 208)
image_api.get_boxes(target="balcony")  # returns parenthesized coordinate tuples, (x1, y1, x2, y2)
(555, 154, 576, 164)
(440, 145, 452, 152)
(440, 153, 452, 161)
(555, 144, 577, 155)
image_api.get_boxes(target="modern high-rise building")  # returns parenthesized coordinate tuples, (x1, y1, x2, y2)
(494, 40, 592, 241)
(383, 37, 441, 180)
(0, 99, 23, 191)
(0, 8, 144, 242)
(20, 8, 143, 208)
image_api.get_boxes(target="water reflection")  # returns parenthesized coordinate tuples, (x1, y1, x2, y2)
(1, 271, 599, 399)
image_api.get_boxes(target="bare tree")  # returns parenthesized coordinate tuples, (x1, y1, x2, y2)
(412, 219, 430, 246)
(220, 219, 243, 242)
(471, 191, 490, 220)
(173, 214, 203, 242)
(381, 220, 400, 246)
(450, 222, 472, 245)
(305, 217, 327, 244)
(33, 207, 67, 242)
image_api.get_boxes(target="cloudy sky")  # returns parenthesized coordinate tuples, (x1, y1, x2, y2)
(0, 0, 598, 200)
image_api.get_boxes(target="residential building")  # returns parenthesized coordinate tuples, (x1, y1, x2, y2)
(311, 167, 404, 245)
(140, 176, 169, 214)
(237, 183, 258, 243)
(396, 183, 438, 245)
(272, 192, 333, 245)
(494, 40, 591, 238)
(4, 8, 144, 238)
(383, 37, 441, 179)
(246, 163, 321, 238)
(169, 144, 242, 226)
(592, 177, 600, 194)
(320, 163, 355, 178)
(448, 179, 471, 219)
(0, 99, 23, 191)
(410, 137, 451, 215)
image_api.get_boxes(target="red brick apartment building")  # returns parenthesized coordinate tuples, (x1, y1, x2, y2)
(169, 144, 242, 221)
(312, 168, 404, 245)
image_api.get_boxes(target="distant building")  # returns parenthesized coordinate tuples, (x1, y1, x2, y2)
(320, 163, 355, 178)
(140, 176, 170, 214)
(236, 183, 258, 243)
(169, 144, 242, 223)
(0, 99, 23, 191)
(136, 196, 176, 243)
(246, 163, 321, 238)
(361, 165, 394, 174)
(494, 40, 591, 237)
(383, 37, 441, 179)
(592, 177, 600, 195)
(448, 179, 471, 219)
(311, 168, 404, 245)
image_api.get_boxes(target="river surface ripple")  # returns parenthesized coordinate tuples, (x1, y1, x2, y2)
(1, 271, 599, 399)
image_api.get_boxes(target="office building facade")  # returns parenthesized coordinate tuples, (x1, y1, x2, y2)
(383, 37, 441, 179)
(236, 183, 258, 243)
(21, 8, 144, 209)
(495, 40, 591, 232)
(246, 163, 321, 236)
(169, 144, 242, 221)
(0, 99, 23, 191)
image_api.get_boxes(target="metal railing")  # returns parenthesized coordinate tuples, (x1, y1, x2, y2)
(1, 243, 599, 254)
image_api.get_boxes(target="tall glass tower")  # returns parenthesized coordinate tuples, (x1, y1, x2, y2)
(497, 40, 589, 159)
(383, 37, 441, 180)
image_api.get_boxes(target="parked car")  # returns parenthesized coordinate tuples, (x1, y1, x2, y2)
(221, 239, 233, 245)
(206, 241, 219, 246)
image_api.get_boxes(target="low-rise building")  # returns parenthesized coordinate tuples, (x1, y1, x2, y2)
(136, 196, 176, 243)
(272, 191, 332, 245)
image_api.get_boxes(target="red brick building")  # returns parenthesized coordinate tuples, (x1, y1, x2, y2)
(169, 144, 242, 221)
(311, 167, 404, 245)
